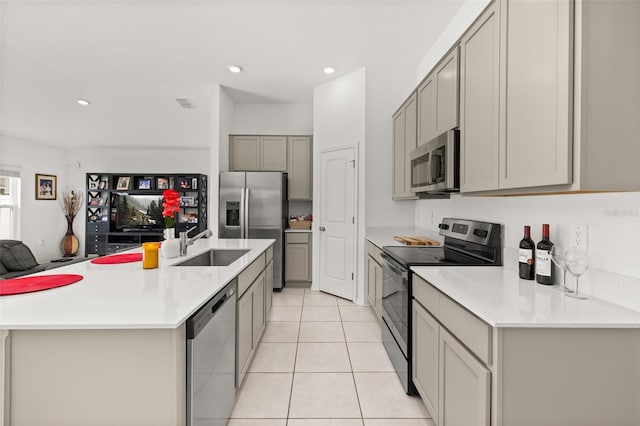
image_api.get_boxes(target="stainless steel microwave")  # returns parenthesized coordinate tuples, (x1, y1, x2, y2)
(410, 129, 460, 195)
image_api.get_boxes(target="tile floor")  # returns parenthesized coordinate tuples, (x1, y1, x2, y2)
(228, 287, 435, 426)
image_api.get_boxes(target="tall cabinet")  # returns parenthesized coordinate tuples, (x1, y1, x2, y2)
(85, 173, 208, 256)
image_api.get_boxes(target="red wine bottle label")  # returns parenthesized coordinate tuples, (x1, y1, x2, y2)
(518, 249, 533, 264)
(536, 249, 552, 275)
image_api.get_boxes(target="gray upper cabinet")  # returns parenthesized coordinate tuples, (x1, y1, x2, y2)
(418, 47, 459, 147)
(230, 136, 287, 172)
(460, 0, 572, 193)
(392, 92, 417, 200)
(460, 1, 501, 192)
(287, 136, 313, 200)
(498, 0, 572, 190)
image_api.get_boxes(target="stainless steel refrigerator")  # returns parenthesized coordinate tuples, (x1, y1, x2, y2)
(219, 172, 288, 290)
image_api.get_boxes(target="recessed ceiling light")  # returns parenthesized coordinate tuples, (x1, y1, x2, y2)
(228, 65, 243, 73)
(324, 67, 335, 74)
(77, 99, 91, 106)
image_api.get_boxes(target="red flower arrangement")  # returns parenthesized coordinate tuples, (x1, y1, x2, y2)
(162, 189, 180, 228)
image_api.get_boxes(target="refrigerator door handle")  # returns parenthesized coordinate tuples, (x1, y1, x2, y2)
(239, 187, 246, 239)
(244, 187, 250, 239)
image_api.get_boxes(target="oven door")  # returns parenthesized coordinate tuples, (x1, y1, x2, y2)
(380, 252, 409, 356)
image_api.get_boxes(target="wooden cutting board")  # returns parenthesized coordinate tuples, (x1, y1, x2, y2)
(393, 236, 440, 246)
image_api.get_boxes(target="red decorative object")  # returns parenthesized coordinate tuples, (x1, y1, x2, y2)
(90, 253, 143, 264)
(0, 274, 84, 296)
(162, 189, 180, 229)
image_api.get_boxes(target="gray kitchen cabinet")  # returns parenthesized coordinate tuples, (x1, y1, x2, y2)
(287, 136, 313, 200)
(498, 0, 572, 190)
(392, 92, 417, 200)
(366, 241, 382, 318)
(236, 252, 269, 386)
(412, 300, 439, 419)
(439, 328, 491, 426)
(418, 47, 459, 147)
(230, 135, 287, 172)
(265, 247, 273, 318)
(460, 1, 501, 192)
(285, 232, 312, 284)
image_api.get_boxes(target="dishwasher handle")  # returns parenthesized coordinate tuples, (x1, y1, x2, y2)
(187, 279, 237, 339)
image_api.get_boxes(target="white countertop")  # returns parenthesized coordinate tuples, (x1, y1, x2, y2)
(412, 266, 640, 328)
(0, 238, 274, 330)
(366, 226, 442, 249)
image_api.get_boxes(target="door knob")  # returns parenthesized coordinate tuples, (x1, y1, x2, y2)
(319, 226, 326, 231)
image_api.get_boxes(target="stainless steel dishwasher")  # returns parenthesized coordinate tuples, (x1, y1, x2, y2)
(186, 279, 237, 426)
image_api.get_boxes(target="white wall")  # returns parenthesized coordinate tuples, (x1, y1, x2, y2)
(0, 136, 70, 261)
(232, 103, 313, 135)
(313, 68, 366, 304)
(218, 87, 235, 173)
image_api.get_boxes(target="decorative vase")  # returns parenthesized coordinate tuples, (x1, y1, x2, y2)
(164, 228, 176, 240)
(61, 215, 79, 257)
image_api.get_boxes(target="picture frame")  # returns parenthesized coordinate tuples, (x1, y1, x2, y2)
(178, 178, 191, 190)
(180, 196, 195, 207)
(138, 178, 152, 190)
(35, 173, 57, 200)
(156, 177, 169, 190)
(88, 181, 99, 190)
(191, 177, 198, 189)
(116, 176, 131, 191)
(98, 180, 107, 190)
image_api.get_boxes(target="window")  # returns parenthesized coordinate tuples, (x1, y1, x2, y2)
(0, 175, 21, 239)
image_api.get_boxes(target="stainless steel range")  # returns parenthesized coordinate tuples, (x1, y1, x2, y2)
(380, 218, 502, 394)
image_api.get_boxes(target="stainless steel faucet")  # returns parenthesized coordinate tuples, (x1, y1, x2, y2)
(179, 228, 213, 256)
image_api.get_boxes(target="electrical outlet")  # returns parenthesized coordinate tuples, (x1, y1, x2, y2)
(571, 224, 588, 250)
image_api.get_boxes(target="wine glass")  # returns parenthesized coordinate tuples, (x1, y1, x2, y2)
(564, 248, 589, 299)
(550, 245, 571, 293)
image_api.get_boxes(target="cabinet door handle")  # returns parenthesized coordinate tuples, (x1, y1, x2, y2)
(319, 226, 326, 231)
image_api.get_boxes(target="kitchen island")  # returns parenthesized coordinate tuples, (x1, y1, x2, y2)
(411, 266, 640, 426)
(0, 238, 274, 426)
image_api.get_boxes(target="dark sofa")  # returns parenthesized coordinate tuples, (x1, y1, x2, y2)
(0, 240, 88, 279)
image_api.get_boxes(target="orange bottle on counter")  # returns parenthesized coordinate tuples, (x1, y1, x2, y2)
(142, 242, 159, 269)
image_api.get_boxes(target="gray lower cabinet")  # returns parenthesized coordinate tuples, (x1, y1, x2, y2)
(439, 328, 490, 426)
(236, 251, 270, 386)
(366, 241, 382, 318)
(412, 300, 440, 420)
(285, 232, 312, 284)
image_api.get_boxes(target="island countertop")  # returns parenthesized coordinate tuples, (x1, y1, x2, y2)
(0, 238, 274, 330)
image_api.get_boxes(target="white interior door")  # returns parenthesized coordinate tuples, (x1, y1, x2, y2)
(318, 146, 356, 300)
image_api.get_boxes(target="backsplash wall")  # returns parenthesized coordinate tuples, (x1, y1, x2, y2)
(415, 191, 640, 311)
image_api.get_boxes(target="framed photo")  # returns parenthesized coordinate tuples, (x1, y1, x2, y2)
(180, 196, 195, 207)
(178, 178, 191, 189)
(138, 178, 152, 190)
(88, 180, 99, 190)
(98, 180, 107, 190)
(35, 174, 57, 200)
(116, 176, 130, 191)
(156, 177, 169, 190)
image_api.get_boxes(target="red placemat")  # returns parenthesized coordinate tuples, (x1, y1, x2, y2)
(90, 253, 143, 264)
(0, 274, 84, 296)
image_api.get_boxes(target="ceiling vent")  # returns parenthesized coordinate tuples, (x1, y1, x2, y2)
(175, 98, 196, 109)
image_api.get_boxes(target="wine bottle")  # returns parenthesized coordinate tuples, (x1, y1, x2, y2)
(535, 224, 554, 285)
(518, 226, 535, 280)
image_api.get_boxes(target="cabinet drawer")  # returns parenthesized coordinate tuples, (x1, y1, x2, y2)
(413, 275, 440, 317)
(88, 234, 107, 243)
(238, 253, 266, 297)
(439, 294, 492, 365)
(286, 233, 310, 244)
(266, 246, 273, 263)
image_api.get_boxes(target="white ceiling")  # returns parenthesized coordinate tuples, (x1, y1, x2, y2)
(0, 0, 464, 149)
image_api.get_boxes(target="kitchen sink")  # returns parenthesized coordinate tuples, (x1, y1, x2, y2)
(173, 249, 250, 267)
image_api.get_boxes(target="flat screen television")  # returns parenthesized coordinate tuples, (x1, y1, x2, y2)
(114, 193, 164, 230)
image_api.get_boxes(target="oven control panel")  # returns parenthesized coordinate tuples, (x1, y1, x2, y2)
(439, 218, 498, 246)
